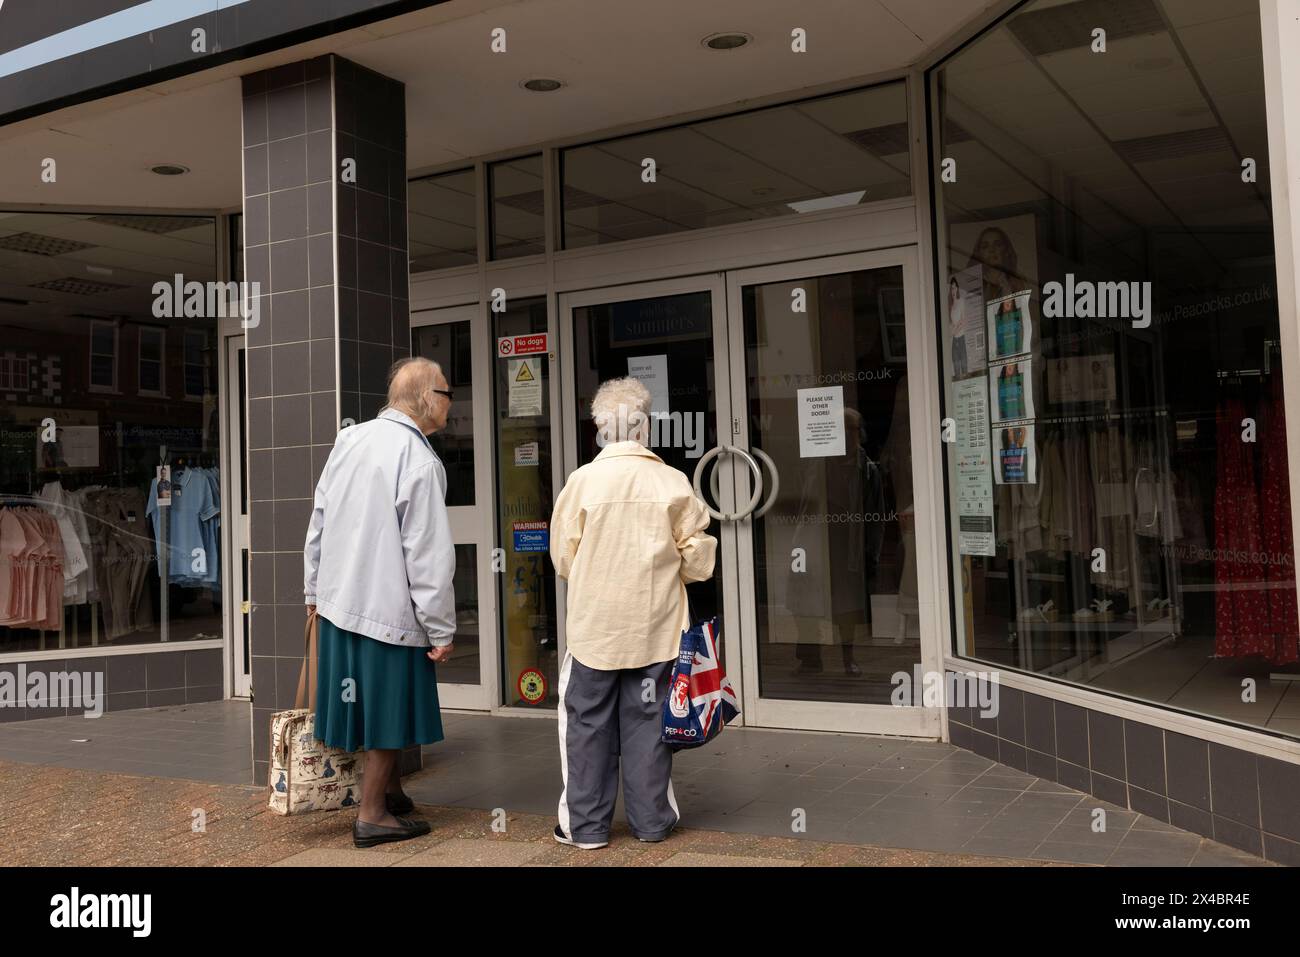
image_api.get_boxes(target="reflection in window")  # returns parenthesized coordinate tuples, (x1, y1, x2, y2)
(934, 0, 1294, 738)
(562, 82, 910, 249)
(0, 211, 220, 654)
(411, 318, 476, 507)
(489, 156, 545, 260)
(409, 168, 478, 272)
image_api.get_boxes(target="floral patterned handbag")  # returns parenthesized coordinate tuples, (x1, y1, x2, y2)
(267, 610, 365, 815)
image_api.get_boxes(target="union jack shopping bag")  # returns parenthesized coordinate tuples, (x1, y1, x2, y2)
(661, 616, 739, 749)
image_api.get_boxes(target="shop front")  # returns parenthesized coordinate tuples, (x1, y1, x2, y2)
(1, 0, 1299, 861)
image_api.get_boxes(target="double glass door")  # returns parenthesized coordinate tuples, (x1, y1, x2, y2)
(559, 250, 940, 735)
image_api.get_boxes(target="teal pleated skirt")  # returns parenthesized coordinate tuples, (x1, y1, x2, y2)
(314, 615, 445, 751)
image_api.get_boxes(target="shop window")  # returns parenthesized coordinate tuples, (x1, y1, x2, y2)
(561, 82, 911, 249)
(932, 0, 1296, 737)
(409, 168, 478, 272)
(89, 320, 118, 392)
(0, 211, 220, 657)
(488, 155, 545, 260)
(138, 327, 165, 396)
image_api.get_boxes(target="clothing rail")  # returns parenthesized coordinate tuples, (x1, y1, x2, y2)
(1036, 409, 1169, 426)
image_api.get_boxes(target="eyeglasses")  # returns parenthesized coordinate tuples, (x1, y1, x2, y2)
(429, 388, 453, 401)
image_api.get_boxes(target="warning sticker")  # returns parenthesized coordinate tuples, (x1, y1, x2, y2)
(508, 356, 543, 417)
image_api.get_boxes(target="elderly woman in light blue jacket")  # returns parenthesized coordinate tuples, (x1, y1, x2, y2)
(304, 357, 457, 848)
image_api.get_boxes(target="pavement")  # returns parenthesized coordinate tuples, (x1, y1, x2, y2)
(0, 701, 1270, 867)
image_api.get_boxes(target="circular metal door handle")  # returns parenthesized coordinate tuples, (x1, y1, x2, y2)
(750, 447, 780, 519)
(692, 445, 763, 521)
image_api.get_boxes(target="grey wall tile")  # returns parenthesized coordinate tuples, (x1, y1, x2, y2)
(273, 446, 311, 499)
(272, 394, 311, 448)
(1212, 814, 1262, 857)
(106, 654, 147, 693)
(995, 685, 1024, 744)
(1088, 710, 1125, 780)
(274, 552, 305, 604)
(185, 648, 224, 687)
(1123, 719, 1165, 795)
(1257, 755, 1300, 843)
(1055, 701, 1089, 767)
(272, 342, 310, 396)
(1128, 785, 1169, 823)
(1208, 742, 1260, 827)
(1090, 771, 1127, 807)
(145, 651, 187, 690)
(1169, 799, 1213, 839)
(1263, 833, 1300, 866)
(274, 498, 313, 551)
(1023, 692, 1055, 754)
(1165, 731, 1210, 810)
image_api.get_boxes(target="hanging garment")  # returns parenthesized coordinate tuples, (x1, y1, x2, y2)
(84, 488, 154, 640)
(147, 467, 220, 586)
(36, 481, 92, 603)
(0, 506, 66, 631)
(1214, 395, 1271, 659)
(1259, 377, 1299, 665)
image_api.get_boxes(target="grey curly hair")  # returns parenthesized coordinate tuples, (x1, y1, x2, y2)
(591, 376, 653, 446)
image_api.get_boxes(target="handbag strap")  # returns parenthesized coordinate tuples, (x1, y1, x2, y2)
(294, 609, 320, 711)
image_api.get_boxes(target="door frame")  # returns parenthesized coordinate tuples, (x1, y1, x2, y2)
(410, 302, 500, 710)
(555, 274, 750, 710)
(724, 247, 942, 736)
(552, 250, 944, 737)
(221, 332, 251, 698)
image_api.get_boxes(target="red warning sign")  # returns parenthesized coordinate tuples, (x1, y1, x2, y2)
(497, 333, 548, 357)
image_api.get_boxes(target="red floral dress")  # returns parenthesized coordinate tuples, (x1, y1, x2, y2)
(1215, 395, 1271, 658)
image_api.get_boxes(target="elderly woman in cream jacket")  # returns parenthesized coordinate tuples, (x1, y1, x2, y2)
(548, 376, 717, 849)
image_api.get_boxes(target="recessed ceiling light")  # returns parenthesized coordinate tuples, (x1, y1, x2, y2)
(702, 32, 751, 51)
(521, 78, 563, 92)
(150, 164, 189, 176)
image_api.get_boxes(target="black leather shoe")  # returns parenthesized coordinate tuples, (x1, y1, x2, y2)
(385, 792, 416, 816)
(353, 815, 431, 849)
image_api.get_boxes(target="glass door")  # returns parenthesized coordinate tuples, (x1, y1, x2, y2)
(411, 303, 498, 709)
(557, 275, 744, 695)
(555, 253, 940, 737)
(725, 251, 940, 735)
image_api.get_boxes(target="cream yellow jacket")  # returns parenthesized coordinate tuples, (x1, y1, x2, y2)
(550, 441, 717, 670)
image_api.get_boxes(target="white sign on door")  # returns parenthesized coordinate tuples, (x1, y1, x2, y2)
(797, 386, 845, 458)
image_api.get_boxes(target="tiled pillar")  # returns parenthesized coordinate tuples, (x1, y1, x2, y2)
(241, 55, 410, 785)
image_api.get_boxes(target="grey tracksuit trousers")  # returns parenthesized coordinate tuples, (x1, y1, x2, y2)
(557, 652, 679, 843)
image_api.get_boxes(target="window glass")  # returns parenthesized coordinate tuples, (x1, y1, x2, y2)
(492, 296, 557, 706)
(489, 155, 545, 260)
(411, 318, 475, 507)
(562, 82, 910, 249)
(409, 168, 478, 272)
(0, 211, 221, 654)
(933, 0, 1295, 738)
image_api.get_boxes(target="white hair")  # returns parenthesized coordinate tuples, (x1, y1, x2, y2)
(384, 357, 442, 422)
(591, 376, 653, 446)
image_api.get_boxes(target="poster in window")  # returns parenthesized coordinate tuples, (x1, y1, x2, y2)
(946, 265, 987, 376)
(988, 357, 1036, 424)
(993, 424, 1036, 485)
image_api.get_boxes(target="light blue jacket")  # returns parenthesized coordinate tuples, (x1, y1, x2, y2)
(304, 408, 456, 648)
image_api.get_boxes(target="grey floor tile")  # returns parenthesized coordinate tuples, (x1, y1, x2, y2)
(959, 835, 1043, 860)
(1032, 842, 1113, 865)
